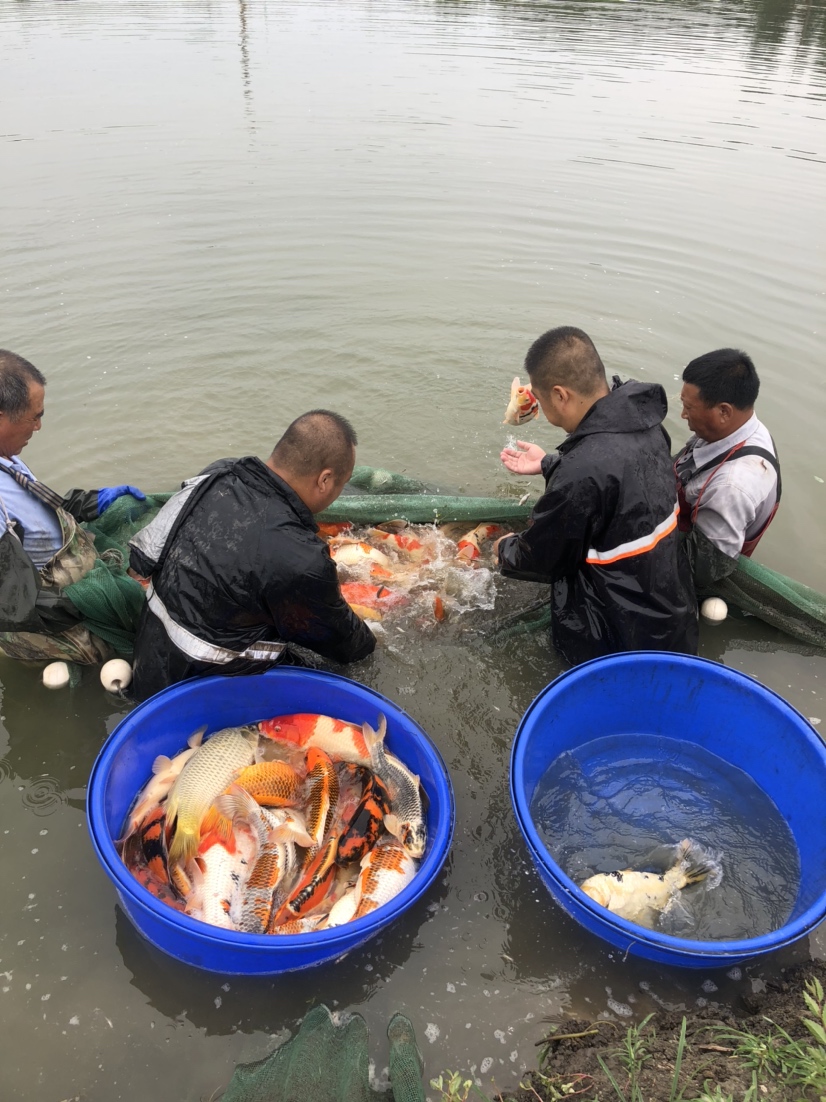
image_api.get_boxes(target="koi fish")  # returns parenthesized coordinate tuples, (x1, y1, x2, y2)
(121, 805, 171, 886)
(339, 582, 407, 610)
(456, 523, 504, 562)
(270, 836, 339, 927)
(347, 835, 418, 922)
(579, 839, 722, 929)
(330, 541, 392, 568)
(363, 715, 427, 858)
(336, 771, 392, 866)
(233, 761, 302, 808)
(185, 824, 256, 930)
(164, 725, 258, 867)
(269, 915, 325, 935)
(365, 527, 425, 562)
(119, 726, 205, 842)
(503, 375, 539, 426)
(303, 747, 339, 849)
(317, 522, 352, 538)
(259, 713, 378, 766)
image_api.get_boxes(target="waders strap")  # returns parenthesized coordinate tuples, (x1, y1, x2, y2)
(146, 584, 286, 666)
(0, 460, 65, 511)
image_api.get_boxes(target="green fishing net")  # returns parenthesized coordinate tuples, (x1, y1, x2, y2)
(64, 492, 171, 657)
(219, 1005, 425, 1102)
(47, 469, 826, 657)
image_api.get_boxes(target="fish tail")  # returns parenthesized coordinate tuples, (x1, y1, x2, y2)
(675, 838, 723, 888)
(168, 823, 200, 868)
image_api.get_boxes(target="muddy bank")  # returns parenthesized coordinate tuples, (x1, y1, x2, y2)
(507, 961, 826, 1102)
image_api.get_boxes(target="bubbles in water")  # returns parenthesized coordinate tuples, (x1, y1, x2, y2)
(727, 967, 742, 981)
(701, 979, 718, 993)
(480, 1057, 494, 1074)
(424, 1023, 440, 1043)
(607, 999, 633, 1018)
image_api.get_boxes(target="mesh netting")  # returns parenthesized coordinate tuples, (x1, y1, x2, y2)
(45, 470, 826, 656)
(713, 556, 826, 649)
(64, 493, 171, 657)
(219, 1005, 425, 1102)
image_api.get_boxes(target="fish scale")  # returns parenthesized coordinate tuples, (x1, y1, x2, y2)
(352, 835, 418, 920)
(165, 725, 258, 866)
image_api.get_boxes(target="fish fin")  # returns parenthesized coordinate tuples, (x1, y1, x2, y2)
(167, 825, 200, 868)
(200, 805, 235, 844)
(383, 812, 401, 841)
(187, 725, 207, 749)
(676, 838, 723, 889)
(152, 754, 172, 775)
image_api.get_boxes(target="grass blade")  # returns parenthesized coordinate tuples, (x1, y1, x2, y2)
(669, 1016, 688, 1102)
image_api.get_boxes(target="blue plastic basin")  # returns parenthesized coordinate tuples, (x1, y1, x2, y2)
(88, 668, 454, 975)
(510, 652, 826, 968)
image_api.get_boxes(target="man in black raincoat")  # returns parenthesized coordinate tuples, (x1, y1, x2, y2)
(131, 410, 375, 701)
(496, 326, 698, 665)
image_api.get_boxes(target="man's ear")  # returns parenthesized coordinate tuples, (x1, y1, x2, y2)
(717, 402, 734, 425)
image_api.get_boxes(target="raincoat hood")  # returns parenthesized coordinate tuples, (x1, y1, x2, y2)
(560, 378, 668, 451)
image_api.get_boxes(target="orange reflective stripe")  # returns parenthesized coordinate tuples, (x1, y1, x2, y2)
(585, 504, 679, 566)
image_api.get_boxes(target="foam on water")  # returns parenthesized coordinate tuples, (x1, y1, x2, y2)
(530, 735, 801, 941)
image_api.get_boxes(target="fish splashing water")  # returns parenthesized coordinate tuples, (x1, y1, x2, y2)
(579, 839, 722, 929)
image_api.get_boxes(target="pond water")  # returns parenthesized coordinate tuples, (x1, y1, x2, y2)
(1, 0, 825, 1098)
(531, 737, 801, 941)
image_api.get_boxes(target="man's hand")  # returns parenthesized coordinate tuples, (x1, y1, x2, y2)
(97, 485, 147, 513)
(500, 440, 546, 476)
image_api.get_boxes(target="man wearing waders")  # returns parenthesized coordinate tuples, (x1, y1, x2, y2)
(495, 326, 698, 666)
(675, 348, 780, 588)
(130, 410, 375, 701)
(0, 349, 145, 664)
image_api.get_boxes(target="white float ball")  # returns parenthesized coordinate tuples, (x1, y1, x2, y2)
(100, 658, 133, 692)
(701, 597, 728, 623)
(43, 661, 71, 689)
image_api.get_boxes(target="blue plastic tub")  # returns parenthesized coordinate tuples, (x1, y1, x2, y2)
(510, 652, 826, 968)
(88, 668, 454, 975)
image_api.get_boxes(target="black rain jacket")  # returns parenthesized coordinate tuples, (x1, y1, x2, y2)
(131, 457, 375, 700)
(498, 379, 698, 665)
(0, 485, 100, 635)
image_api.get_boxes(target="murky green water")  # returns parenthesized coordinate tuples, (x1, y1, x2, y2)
(1, 1, 825, 1098)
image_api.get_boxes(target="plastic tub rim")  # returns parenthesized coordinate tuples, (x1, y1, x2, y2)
(510, 651, 826, 959)
(89, 668, 454, 953)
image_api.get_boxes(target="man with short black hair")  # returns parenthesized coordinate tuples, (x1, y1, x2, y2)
(496, 326, 698, 665)
(675, 348, 779, 581)
(0, 348, 144, 663)
(131, 409, 375, 700)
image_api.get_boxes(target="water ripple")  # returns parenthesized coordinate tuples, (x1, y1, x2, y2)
(20, 776, 68, 817)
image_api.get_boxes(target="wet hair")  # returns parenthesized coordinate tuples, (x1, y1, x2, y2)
(524, 326, 607, 398)
(682, 349, 759, 410)
(271, 410, 358, 479)
(0, 350, 46, 419)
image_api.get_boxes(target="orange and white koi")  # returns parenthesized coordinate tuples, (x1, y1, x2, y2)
(340, 582, 407, 614)
(330, 541, 392, 569)
(165, 725, 258, 867)
(363, 715, 427, 859)
(503, 375, 539, 426)
(317, 521, 352, 538)
(119, 726, 205, 841)
(343, 835, 418, 922)
(185, 824, 256, 930)
(269, 915, 325, 935)
(456, 523, 504, 562)
(365, 527, 425, 562)
(259, 713, 377, 767)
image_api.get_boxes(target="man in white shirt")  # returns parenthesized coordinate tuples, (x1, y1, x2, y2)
(0, 348, 144, 662)
(675, 348, 780, 583)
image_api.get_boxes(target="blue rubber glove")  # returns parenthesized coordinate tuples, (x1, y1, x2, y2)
(97, 485, 147, 513)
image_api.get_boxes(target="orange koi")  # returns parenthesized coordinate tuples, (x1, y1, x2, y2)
(456, 523, 504, 562)
(317, 522, 352, 538)
(336, 772, 392, 867)
(258, 713, 376, 766)
(233, 761, 302, 808)
(303, 747, 339, 849)
(339, 582, 407, 610)
(433, 595, 446, 622)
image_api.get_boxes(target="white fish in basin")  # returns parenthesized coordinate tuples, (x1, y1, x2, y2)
(579, 838, 722, 929)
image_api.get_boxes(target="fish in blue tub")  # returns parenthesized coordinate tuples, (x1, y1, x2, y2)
(579, 839, 722, 929)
